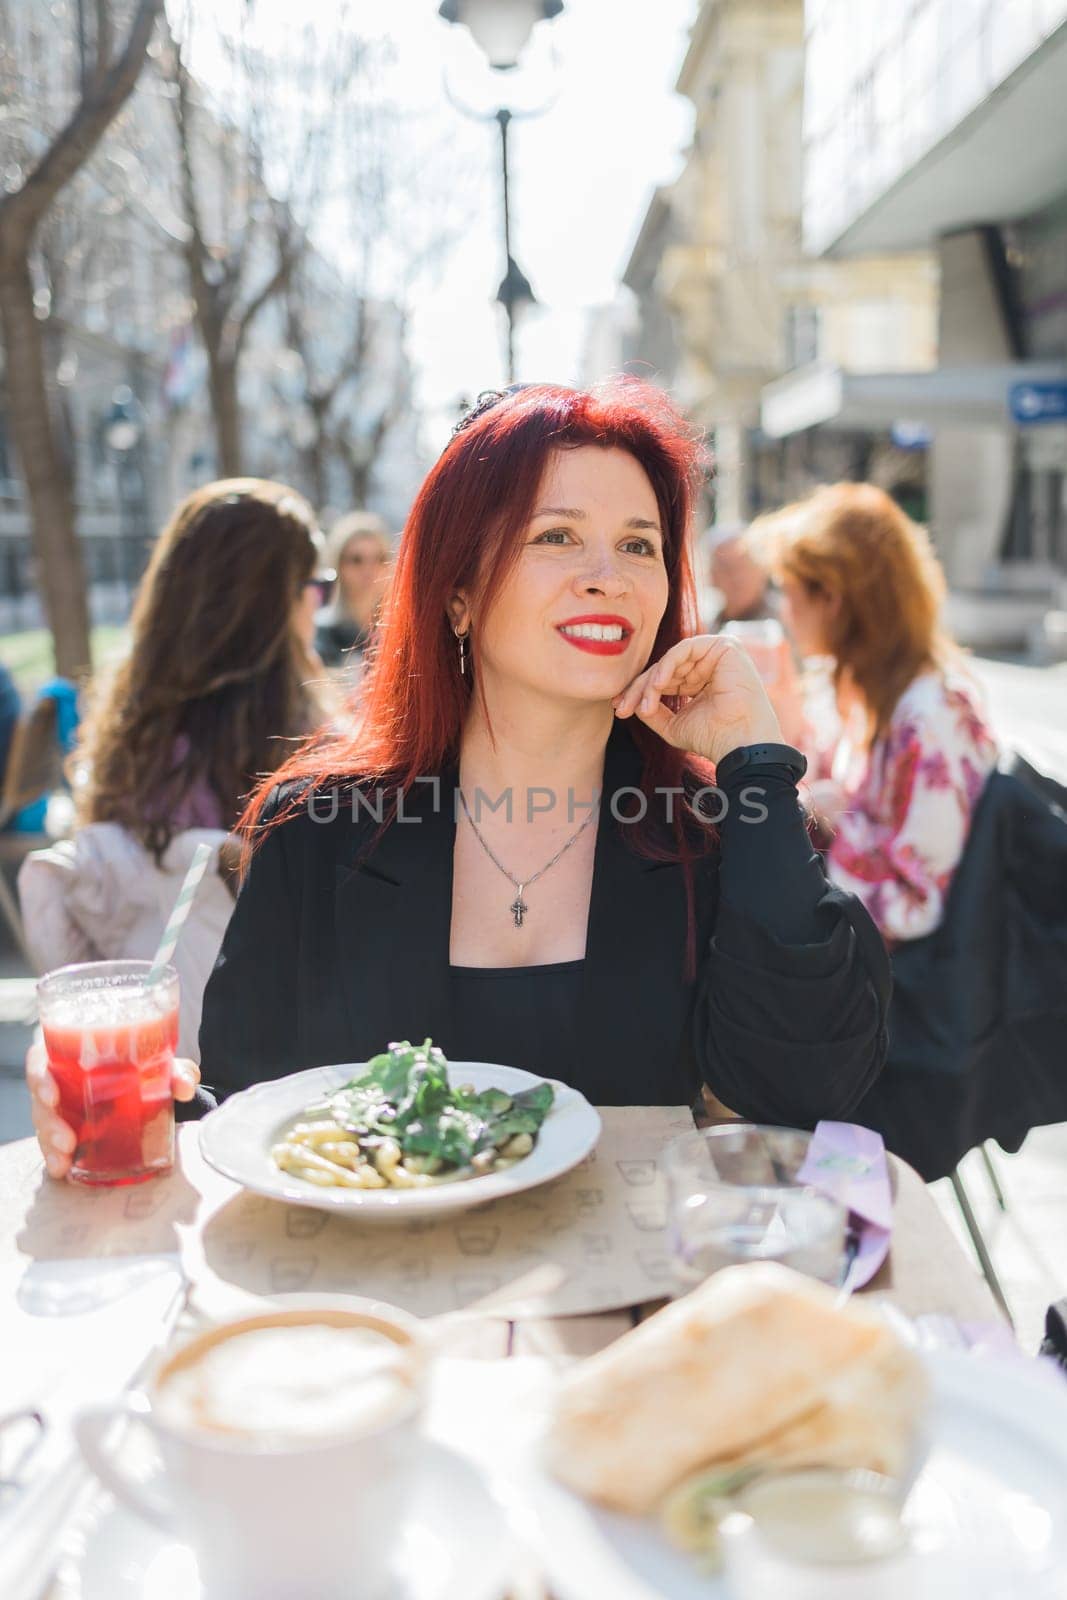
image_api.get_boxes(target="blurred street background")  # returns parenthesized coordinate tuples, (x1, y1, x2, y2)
(1, 0, 1066, 1343)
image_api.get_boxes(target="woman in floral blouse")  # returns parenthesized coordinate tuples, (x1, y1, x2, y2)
(759, 483, 999, 945)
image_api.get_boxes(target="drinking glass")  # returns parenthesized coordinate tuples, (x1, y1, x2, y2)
(37, 959, 179, 1186)
(664, 1125, 846, 1292)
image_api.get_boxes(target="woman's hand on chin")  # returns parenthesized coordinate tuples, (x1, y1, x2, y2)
(613, 634, 783, 766)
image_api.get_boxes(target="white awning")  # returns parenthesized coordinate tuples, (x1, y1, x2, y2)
(760, 361, 1067, 438)
(812, 21, 1067, 257)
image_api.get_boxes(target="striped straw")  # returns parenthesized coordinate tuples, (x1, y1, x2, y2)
(148, 842, 215, 984)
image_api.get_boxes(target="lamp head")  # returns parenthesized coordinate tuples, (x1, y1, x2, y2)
(438, 0, 564, 71)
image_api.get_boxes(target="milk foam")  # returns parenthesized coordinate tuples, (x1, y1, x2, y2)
(158, 1323, 413, 1445)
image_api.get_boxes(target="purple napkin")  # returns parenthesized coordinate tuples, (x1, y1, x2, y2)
(796, 1121, 892, 1291)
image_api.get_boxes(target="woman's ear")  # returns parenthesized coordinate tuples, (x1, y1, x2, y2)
(447, 593, 471, 633)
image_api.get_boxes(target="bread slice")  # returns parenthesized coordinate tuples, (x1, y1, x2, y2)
(545, 1262, 926, 1514)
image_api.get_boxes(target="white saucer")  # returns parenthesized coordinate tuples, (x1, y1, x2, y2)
(70, 1439, 514, 1599)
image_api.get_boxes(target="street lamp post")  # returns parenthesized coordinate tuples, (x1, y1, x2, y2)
(439, 0, 564, 383)
(493, 107, 537, 383)
(105, 384, 146, 605)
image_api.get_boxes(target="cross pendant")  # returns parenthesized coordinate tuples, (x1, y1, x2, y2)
(510, 891, 528, 928)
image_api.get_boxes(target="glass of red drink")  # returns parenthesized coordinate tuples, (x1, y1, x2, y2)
(37, 960, 180, 1186)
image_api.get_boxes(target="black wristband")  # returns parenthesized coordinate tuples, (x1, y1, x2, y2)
(715, 742, 808, 786)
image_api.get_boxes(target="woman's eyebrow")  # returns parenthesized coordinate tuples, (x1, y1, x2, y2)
(532, 505, 662, 533)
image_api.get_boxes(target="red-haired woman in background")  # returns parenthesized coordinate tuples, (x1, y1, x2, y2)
(766, 483, 999, 944)
(32, 382, 890, 1169)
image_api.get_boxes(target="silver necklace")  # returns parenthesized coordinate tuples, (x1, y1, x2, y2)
(457, 789, 600, 927)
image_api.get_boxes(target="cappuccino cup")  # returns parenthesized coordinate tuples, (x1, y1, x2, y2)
(74, 1303, 424, 1600)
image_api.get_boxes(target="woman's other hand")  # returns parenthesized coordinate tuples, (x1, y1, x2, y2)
(26, 1041, 201, 1180)
(613, 634, 783, 765)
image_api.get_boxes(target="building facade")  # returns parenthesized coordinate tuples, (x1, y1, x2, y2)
(786, 0, 1067, 645)
(638, 0, 936, 532)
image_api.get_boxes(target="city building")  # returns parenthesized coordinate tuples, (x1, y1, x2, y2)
(772, 0, 1067, 649)
(634, 0, 936, 533)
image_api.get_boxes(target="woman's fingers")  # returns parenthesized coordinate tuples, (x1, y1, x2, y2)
(613, 666, 653, 717)
(29, 1090, 76, 1178)
(26, 1040, 56, 1103)
(617, 637, 728, 717)
(26, 1040, 76, 1175)
(33, 1105, 76, 1154)
(615, 640, 701, 715)
(172, 1058, 201, 1102)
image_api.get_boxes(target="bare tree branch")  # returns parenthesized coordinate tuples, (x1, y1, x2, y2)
(169, 38, 214, 309)
(0, 0, 162, 248)
(0, 0, 164, 676)
(94, 0, 115, 83)
(233, 234, 300, 354)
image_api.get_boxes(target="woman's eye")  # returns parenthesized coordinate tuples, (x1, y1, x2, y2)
(621, 537, 657, 556)
(532, 529, 572, 545)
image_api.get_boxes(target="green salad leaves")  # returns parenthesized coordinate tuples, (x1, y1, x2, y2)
(323, 1039, 555, 1173)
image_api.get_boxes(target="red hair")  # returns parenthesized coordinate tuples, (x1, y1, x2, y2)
(243, 379, 715, 955)
(765, 482, 952, 746)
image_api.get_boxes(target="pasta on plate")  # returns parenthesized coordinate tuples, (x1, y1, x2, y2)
(271, 1038, 554, 1192)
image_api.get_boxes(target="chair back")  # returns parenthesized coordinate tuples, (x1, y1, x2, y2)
(0, 697, 62, 824)
(858, 756, 1067, 1179)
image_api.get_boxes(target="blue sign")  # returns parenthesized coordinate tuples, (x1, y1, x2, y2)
(1009, 382, 1067, 425)
(891, 421, 933, 451)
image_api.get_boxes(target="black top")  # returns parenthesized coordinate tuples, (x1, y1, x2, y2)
(449, 960, 584, 1082)
(855, 758, 1067, 1181)
(195, 723, 890, 1120)
(314, 613, 370, 668)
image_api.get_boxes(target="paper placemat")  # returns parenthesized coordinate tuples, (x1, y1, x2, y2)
(12, 1109, 696, 1321)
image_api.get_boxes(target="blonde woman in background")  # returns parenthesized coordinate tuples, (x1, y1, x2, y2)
(314, 510, 393, 673)
(761, 482, 998, 945)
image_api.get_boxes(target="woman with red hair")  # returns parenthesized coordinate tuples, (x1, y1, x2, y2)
(31, 382, 888, 1172)
(765, 482, 999, 944)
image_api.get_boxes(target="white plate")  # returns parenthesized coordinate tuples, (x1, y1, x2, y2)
(199, 1061, 601, 1220)
(520, 1353, 1067, 1600)
(70, 1439, 514, 1600)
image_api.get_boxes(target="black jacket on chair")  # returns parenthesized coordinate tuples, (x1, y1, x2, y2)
(196, 724, 889, 1123)
(854, 756, 1067, 1181)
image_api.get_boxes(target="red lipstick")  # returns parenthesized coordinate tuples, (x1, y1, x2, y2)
(556, 614, 633, 657)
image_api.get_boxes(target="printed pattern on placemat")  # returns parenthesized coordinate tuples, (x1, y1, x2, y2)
(10, 1107, 697, 1320)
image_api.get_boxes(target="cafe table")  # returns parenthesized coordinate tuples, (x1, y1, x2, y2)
(0, 1125, 1003, 1599)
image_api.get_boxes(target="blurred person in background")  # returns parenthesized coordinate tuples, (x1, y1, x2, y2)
(314, 510, 392, 673)
(19, 479, 331, 1069)
(0, 661, 20, 793)
(704, 524, 779, 632)
(0, 660, 81, 832)
(765, 482, 998, 944)
(698, 523, 796, 715)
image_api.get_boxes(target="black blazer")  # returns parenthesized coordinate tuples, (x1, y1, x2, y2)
(198, 726, 889, 1122)
(855, 756, 1067, 1180)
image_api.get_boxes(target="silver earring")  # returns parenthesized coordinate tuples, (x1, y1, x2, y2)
(453, 624, 470, 675)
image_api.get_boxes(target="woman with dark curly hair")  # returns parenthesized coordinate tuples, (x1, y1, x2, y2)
(20, 479, 331, 1091)
(74, 478, 328, 855)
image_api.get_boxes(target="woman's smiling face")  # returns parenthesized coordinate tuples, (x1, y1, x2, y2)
(468, 446, 671, 705)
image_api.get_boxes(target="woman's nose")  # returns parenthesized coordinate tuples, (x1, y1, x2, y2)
(575, 560, 629, 598)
